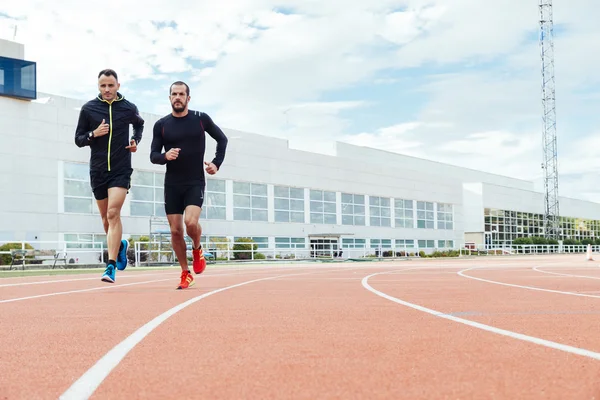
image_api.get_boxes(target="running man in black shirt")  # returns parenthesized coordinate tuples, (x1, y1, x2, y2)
(150, 81, 228, 289)
(75, 69, 144, 283)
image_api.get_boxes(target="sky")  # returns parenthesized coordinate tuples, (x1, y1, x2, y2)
(1, 0, 599, 202)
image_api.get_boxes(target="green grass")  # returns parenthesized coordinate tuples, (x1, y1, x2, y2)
(0, 257, 358, 279)
(0, 261, 276, 278)
(0, 266, 178, 278)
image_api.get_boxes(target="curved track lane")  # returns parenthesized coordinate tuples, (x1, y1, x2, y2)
(3, 255, 600, 399)
(364, 266, 600, 398)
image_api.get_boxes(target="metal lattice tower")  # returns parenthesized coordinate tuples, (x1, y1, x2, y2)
(539, 0, 560, 239)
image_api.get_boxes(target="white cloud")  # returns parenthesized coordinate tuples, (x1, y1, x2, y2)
(1, 0, 600, 203)
(342, 122, 425, 153)
(393, 0, 538, 67)
(195, 12, 388, 106)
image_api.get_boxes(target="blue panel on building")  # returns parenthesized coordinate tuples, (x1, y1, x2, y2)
(0, 56, 37, 100)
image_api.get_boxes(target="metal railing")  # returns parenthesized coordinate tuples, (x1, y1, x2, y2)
(1, 239, 596, 269)
(0, 240, 106, 268)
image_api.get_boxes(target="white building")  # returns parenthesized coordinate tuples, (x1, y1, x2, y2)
(2, 38, 600, 264)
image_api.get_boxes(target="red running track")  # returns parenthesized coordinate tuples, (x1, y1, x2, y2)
(1, 255, 600, 399)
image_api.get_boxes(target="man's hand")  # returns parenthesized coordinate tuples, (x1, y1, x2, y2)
(165, 148, 180, 161)
(94, 119, 109, 137)
(126, 139, 137, 152)
(204, 161, 217, 175)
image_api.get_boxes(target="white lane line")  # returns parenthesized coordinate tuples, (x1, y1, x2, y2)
(0, 264, 305, 286)
(0, 272, 174, 288)
(532, 266, 600, 281)
(361, 270, 600, 361)
(0, 269, 310, 304)
(457, 267, 600, 299)
(0, 278, 177, 304)
(0, 266, 289, 288)
(58, 267, 353, 400)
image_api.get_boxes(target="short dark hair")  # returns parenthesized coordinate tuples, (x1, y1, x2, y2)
(98, 69, 118, 81)
(170, 81, 189, 95)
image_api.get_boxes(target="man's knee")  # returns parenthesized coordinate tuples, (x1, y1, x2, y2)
(184, 215, 200, 231)
(170, 226, 184, 238)
(105, 187, 128, 223)
(184, 205, 201, 229)
(106, 207, 121, 222)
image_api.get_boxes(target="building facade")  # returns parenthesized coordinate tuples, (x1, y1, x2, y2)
(2, 38, 600, 264)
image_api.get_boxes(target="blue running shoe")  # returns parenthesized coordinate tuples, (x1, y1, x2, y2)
(101, 263, 115, 283)
(116, 239, 128, 271)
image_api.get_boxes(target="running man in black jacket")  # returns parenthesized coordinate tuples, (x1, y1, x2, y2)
(150, 81, 228, 290)
(75, 69, 144, 283)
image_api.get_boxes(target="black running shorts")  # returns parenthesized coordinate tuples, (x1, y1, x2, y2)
(164, 184, 205, 215)
(90, 168, 132, 200)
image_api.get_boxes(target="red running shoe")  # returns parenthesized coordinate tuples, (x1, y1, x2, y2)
(177, 270, 195, 290)
(192, 247, 206, 274)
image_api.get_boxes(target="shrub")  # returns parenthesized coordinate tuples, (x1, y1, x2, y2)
(0, 242, 34, 265)
(512, 237, 533, 245)
(233, 237, 257, 260)
(127, 236, 149, 265)
(530, 236, 548, 245)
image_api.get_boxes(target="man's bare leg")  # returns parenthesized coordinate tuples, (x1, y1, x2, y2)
(184, 205, 202, 249)
(96, 199, 109, 233)
(106, 187, 128, 262)
(167, 213, 189, 272)
(96, 199, 109, 261)
(184, 205, 206, 274)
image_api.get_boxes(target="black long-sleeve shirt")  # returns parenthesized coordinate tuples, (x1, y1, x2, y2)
(150, 110, 228, 186)
(75, 93, 144, 173)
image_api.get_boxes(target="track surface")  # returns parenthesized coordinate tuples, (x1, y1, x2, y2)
(2, 255, 600, 399)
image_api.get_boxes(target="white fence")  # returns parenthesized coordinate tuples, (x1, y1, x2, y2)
(0, 239, 597, 269)
(463, 243, 598, 255)
(0, 240, 105, 267)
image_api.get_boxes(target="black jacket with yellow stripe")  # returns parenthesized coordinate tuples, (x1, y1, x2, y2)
(75, 92, 144, 173)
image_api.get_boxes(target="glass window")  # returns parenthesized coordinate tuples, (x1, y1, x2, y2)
(395, 239, 415, 248)
(416, 201, 434, 229)
(341, 193, 365, 226)
(438, 240, 454, 248)
(369, 196, 391, 227)
(310, 189, 337, 224)
(370, 239, 392, 248)
(417, 239, 435, 248)
(64, 233, 107, 249)
(204, 178, 226, 220)
(233, 181, 267, 221)
(63, 162, 97, 215)
(275, 237, 306, 248)
(437, 203, 453, 230)
(394, 199, 414, 228)
(0, 56, 37, 100)
(274, 185, 305, 223)
(341, 238, 366, 248)
(129, 170, 166, 217)
(234, 236, 268, 249)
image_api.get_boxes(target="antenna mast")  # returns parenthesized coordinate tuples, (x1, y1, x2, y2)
(539, 0, 560, 239)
